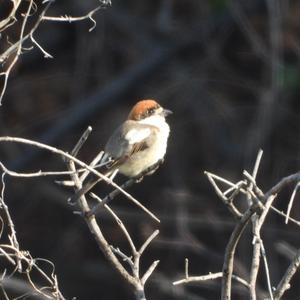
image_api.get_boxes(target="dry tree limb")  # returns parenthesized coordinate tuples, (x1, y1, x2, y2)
(273, 249, 300, 300)
(244, 171, 300, 227)
(204, 171, 243, 219)
(247, 149, 264, 300)
(0, 0, 22, 32)
(0, 136, 159, 222)
(87, 159, 164, 218)
(0, 132, 161, 299)
(67, 159, 138, 287)
(173, 191, 262, 299)
(173, 272, 250, 290)
(90, 193, 137, 255)
(221, 203, 262, 300)
(173, 258, 250, 290)
(63, 129, 160, 300)
(71, 126, 93, 159)
(0, 170, 65, 299)
(269, 206, 300, 227)
(1, 173, 21, 271)
(0, 0, 111, 105)
(0, 161, 88, 178)
(285, 182, 300, 224)
(0, 0, 53, 104)
(42, 1, 111, 32)
(175, 149, 300, 300)
(263, 171, 300, 200)
(220, 165, 300, 300)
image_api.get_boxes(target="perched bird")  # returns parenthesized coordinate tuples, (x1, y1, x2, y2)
(73, 99, 172, 200)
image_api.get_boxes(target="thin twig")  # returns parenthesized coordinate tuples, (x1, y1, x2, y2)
(87, 177, 137, 217)
(0, 161, 86, 177)
(70, 126, 93, 157)
(264, 172, 300, 200)
(0, 136, 160, 222)
(221, 204, 261, 300)
(0, 0, 110, 104)
(205, 171, 242, 218)
(259, 239, 273, 300)
(85, 160, 163, 222)
(42, 2, 111, 32)
(173, 271, 250, 289)
(79, 150, 106, 182)
(285, 182, 300, 224)
(141, 260, 160, 285)
(248, 150, 264, 300)
(90, 193, 137, 255)
(138, 230, 159, 255)
(269, 205, 300, 227)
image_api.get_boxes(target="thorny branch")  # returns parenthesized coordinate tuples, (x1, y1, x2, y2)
(174, 150, 300, 300)
(0, 0, 111, 105)
(0, 132, 160, 299)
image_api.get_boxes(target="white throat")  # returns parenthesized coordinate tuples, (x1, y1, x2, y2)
(139, 114, 168, 129)
(139, 114, 170, 153)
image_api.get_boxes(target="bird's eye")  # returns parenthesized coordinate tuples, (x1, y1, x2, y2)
(148, 108, 155, 115)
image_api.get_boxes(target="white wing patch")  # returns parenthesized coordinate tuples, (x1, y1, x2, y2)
(125, 128, 151, 144)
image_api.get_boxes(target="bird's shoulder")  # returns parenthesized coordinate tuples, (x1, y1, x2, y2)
(105, 120, 158, 157)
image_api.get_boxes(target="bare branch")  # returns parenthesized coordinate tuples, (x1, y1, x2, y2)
(0, 0, 22, 32)
(269, 205, 300, 227)
(0, 136, 158, 222)
(90, 193, 137, 255)
(42, 3, 110, 32)
(0, 174, 66, 299)
(138, 230, 159, 255)
(259, 239, 273, 300)
(141, 260, 160, 285)
(205, 171, 243, 218)
(264, 172, 300, 200)
(66, 158, 137, 288)
(173, 271, 250, 289)
(63, 129, 159, 299)
(84, 161, 163, 222)
(221, 204, 261, 300)
(0, 0, 110, 104)
(285, 182, 300, 224)
(71, 126, 93, 158)
(273, 249, 300, 300)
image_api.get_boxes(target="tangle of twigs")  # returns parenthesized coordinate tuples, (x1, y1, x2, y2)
(0, 0, 111, 105)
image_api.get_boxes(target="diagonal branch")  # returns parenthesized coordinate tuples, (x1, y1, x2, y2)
(221, 204, 262, 300)
(273, 249, 300, 300)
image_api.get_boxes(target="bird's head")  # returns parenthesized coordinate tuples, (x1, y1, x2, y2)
(128, 99, 172, 121)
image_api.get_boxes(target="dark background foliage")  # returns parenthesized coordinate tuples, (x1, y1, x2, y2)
(1, 0, 300, 299)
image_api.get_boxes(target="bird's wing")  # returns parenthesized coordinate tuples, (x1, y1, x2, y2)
(68, 122, 157, 203)
(105, 120, 157, 167)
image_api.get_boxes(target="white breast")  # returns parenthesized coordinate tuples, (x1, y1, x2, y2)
(125, 127, 151, 144)
(119, 115, 170, 177)
(140, 115, 170, 159)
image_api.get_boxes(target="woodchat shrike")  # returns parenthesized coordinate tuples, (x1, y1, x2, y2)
(73, 99, 172, 200)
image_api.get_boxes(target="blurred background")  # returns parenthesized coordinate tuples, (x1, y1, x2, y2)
(1, 0, 300, 299)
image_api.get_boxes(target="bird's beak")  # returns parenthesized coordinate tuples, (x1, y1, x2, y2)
(162, 108, 173, 117)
